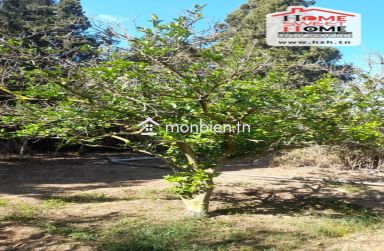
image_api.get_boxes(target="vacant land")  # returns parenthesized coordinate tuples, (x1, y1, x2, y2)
(1, 153, 384, 250)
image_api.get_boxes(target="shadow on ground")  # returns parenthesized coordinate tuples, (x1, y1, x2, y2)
(212, 178, 384, 216)
(0, 154, 170, 199)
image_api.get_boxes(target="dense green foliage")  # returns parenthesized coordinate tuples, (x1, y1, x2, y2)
(0, 1, 383, 214)
(0, 0, 97, 59)
(0, 0, 99, 105)
(0, 0, 104, 152)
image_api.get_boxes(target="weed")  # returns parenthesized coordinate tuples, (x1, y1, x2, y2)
(43, 223, 96, 242)
(0, 198, 9, 207)
(4, 203, 39, 223)
(100, 220, 193, 250)
(263, 232, 306, 250)
(43, 198, 67, 209)
(305, 212, 383, 238)
(342, 184, 366, 194)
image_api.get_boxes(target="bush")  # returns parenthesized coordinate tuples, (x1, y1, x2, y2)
(271, 145, 344, 169)
(333, 147, 384, 170)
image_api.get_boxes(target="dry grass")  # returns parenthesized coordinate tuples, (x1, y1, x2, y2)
(2, 155, 384, 250)
(335, 147, 384, 170)
(271, 145, 344, 169)
(222, 145, 346, 170)
(2, 192, 383, 251)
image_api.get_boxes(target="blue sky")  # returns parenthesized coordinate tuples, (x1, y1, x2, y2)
(82, 0, 383, 69)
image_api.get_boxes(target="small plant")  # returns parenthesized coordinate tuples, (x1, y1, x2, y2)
(0, 198, 9, 207)
(43, 198, 67, 209)
(342, 184, 366, 194)
(4, 203, 39, 223)
(43, 223, 96, 242)
(310, 219, 351, 237)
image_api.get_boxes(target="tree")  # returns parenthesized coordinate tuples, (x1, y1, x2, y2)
(0, 0, 56, 38)
(0, 0, 102, 152)
(2, 7, 299, 216)
(0, 0, 98, 95)
(3, 6, 364, 216)
(2, 6, 382, 217)
(224, 0, 353, 86)
(0, 0, 97, 59)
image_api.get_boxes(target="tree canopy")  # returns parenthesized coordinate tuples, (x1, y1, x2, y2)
(0, 2, 383, 216)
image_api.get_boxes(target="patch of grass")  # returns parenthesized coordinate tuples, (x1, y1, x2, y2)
(35, 211, 383, 250)
(263, 232, 306, 250)
(299, 198, 367, 216)
(99, 219, 202, 250)
(98, 218, 306, 251)
(0, 198, 9, 207)
(42, 198, 67, 209)
(123, 188, 179, 201)
(140, 188, 179, 200)
(4, 203, 39, 223)
(309, 218, 352, 237)
(305, 211, 383, 238)
(43, 223, 96, 242)
(50, 192, 110, 203)
(271, 145, 344, 169)
(342, 184, 367, 194)
(98, 218, 250, 251)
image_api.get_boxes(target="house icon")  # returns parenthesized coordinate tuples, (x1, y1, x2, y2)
(139, 117, 160, 136)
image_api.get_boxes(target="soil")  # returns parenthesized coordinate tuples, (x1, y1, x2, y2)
(1, 153, 384, 250)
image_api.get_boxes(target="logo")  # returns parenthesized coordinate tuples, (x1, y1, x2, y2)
(137, 118, 251, 136)
(139, 117, 159, 136)
(266, 6, 361, 46)
(165, 120, 250, 134)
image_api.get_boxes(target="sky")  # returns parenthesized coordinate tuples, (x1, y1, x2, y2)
(81, 0, 384, 69)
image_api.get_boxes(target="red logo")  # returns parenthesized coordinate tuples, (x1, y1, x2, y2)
(266, 6, 361, 46)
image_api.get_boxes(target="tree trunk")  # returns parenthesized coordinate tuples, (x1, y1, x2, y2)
(224, 134, 236, 157)
(177, 142, 199, 168)
(181, 187, 214, 217)
(19, 138, 29, 158)
(176, 142, 215, 217)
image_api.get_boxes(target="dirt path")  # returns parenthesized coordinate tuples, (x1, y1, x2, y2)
(1, 154, 384, 250)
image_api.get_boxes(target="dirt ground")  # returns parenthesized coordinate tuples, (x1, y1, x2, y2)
(1, 153, 384, 250)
